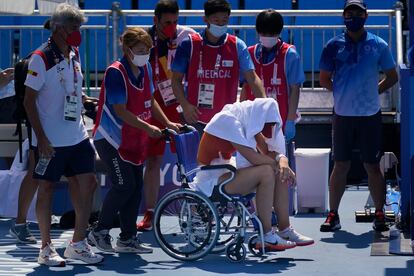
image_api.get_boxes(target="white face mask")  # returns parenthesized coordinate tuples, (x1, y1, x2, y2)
(130, 49, 149, 67)
(259, 36, 279, 49)
(208, 23, 228, 38)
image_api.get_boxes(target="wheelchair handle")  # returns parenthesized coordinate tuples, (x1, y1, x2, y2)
(161, 124, 197, 141)
(161, 129, 176, 141)
(179, 125, 197, 133)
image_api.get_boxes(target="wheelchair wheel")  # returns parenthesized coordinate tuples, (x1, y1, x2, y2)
(226, 242, 246, 262)
(247, 234, 263, 257)
(154, 189, 220, 261)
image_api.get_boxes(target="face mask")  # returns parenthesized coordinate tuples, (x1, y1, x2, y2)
(259, 36, 278, 49)
(344, 16, 366, 32)
(161, 23, 177, 39)
(130, 49, 150, 67)
(65, 30, 82, 47)
(208, 23, 227, 38)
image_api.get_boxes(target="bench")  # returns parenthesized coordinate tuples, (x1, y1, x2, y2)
(0, 124, 26, 158)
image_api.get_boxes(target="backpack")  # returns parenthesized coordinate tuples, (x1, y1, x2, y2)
(13, 54, 32, 162)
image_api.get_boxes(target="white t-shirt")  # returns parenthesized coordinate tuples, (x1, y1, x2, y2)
(24, 41, 88, 147)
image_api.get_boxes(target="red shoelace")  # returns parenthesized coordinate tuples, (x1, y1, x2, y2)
(325, 212, 336, 223)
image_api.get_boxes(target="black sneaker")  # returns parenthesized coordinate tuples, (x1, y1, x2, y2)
(320, 211, 341, 232)
(373, 210, 389, 232)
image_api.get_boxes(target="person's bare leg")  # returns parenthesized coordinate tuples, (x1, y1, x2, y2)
(36, 180, 54, 248)
(364, 163, 385, 210)
(328, 161, 351, 211)
(67, 176, 78, 210)
(273, 177, 290, 231)
(220, 165, 275, 232)
(16, 150, 38, 224)
(70, 173, 97, 242)
(143, 155, 163, 210)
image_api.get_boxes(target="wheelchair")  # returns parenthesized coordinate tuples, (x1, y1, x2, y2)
(153, 127, 276, 262)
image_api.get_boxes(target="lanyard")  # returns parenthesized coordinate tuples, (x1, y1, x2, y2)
(154, 33, 174, 83)
(51, 42, 78, 95)
(258, 43, 281, 85)
(197, 37, 223, 79)
(154, 34, 160, 83)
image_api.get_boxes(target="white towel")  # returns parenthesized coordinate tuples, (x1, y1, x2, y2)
(204, 98, 283, 149)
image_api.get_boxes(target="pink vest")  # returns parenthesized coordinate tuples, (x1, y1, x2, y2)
(245, 42, 293, 128)
(94, 61, 152, 165)
(187, 33, 239, 123)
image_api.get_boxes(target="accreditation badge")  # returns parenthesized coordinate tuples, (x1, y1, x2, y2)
(158, 79, 176, 106)
(197, 83, 215, 109)
(64, 95, 78, 121)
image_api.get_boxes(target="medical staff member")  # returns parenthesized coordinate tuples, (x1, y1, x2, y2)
(171, 0, 266, 130)
(138, 0, 195, 232)
(89, 27, 180, 253)
(240, 9, 303, 142)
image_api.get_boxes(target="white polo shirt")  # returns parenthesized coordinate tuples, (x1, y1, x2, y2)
(24, 39, 88, 147)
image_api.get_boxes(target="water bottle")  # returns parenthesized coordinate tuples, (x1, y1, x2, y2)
(386, 183, 400, 215)
(389, 189, 401, 215)
(34, 157, 51, 176)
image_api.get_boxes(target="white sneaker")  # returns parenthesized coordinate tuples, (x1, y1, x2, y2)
(64, 239, 104, 264)
(256, 231, 296, 251)
(278, 226, 314, 246)
(114, 236, 153, 254)
(88, 229, 114, 252)
(38, 243, 66, 267)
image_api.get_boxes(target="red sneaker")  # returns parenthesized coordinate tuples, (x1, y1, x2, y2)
(137, 211, 153, 231)
(373, 210, 389, 232)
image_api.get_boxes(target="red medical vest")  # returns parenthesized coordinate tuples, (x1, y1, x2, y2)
(244, 42, 293, 127)
(187, 33, 239, 123)
(94, 61, 152, 165)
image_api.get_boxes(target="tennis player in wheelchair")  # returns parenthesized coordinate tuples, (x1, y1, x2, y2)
(194, 98, 314, 251)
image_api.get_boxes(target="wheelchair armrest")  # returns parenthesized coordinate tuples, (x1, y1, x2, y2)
(200, 164, 236, 173)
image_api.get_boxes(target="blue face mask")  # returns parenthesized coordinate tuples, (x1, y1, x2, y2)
(208, 23, 227, 38)
(344, 16, 366, 32)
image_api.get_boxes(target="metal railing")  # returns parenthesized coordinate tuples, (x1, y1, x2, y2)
(0, 7, 404, 113)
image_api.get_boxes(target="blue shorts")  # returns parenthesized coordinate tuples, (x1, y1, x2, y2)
(33, 139, 95, 182)
(332, 111, 383, 164)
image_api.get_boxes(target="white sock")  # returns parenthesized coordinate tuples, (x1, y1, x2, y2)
(279, 226, 292, 234)
(264, 230, 277, 243)
(71, 240, 84, 247)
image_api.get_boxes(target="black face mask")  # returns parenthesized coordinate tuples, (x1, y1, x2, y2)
(344, 16, 366, 32)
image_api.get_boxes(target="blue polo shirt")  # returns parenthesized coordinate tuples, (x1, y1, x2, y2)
(94, 56, 154, 142)
(319, 31, 395, 116)
(172, 30, 255, 76)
